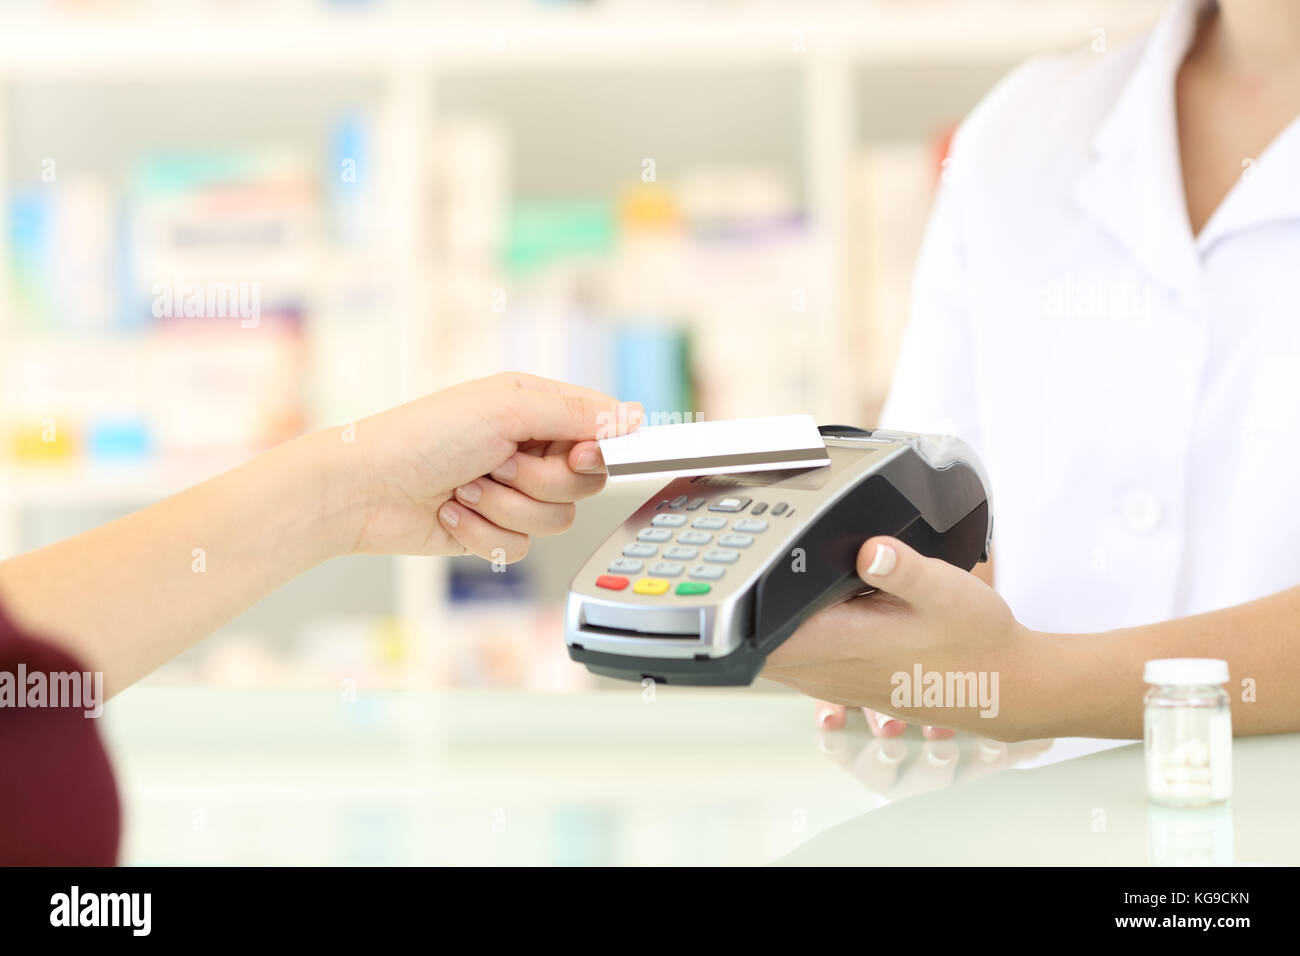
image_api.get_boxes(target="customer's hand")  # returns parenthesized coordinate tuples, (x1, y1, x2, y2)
(765, 535, 1048, 743)
(332, 371, 641, 561)
(0, 370, 641, 693)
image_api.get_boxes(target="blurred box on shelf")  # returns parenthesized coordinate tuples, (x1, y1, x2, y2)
(8, 176, 118, 333)
(9, 420, 77, 463)
(2, 328, 305, 465)
(126, 149, 321, 329)
(151, 615, 412, 691)
(437, 604, 589, 692)
(449, 559, 533, 604)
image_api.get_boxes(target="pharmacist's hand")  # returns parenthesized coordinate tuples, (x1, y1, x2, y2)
(336, 372, 641, 560)
(814, 723, 1053, 802)
(815, 703, 955, 741)
(763, 536, 1042, 742)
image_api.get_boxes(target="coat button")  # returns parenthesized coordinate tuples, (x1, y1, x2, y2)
(1122, 490, 1163, 532)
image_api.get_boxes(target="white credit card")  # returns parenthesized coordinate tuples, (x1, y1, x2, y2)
(599, 414, 830, 482)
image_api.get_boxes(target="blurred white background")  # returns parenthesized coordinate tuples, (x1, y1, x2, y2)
(0, 0, 1166, 696)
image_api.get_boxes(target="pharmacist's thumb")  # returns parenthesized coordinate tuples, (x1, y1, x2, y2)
(855, 536, 962, 608)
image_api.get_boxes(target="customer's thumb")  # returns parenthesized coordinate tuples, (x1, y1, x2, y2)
(494, 374, 643, 443)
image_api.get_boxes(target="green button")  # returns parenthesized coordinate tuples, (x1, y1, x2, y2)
(676, 581, 711, 596)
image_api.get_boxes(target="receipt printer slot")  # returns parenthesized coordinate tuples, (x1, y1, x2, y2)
(579, 603, 702, 638)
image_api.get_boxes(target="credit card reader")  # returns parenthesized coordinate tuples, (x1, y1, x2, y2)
(563, 426, 992, 685)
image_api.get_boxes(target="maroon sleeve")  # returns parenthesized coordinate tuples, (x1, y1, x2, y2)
(0, 606, 120, 865)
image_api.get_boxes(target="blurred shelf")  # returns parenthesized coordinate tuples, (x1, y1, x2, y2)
(0, 460, 659, 509)
(0, 2, 1163, 77)
(0, 457, 255, 507)
(0, 0, 1167, 693)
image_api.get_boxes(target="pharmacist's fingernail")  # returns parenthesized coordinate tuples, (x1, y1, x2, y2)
(925, 742, 958, 768)
(866, 543, 897, 576)
(979, 739, 1007, 762)
(440, 503, 461, 528)
(817, 704, 845, 730)
(491, 457, 518, 482)
(873, 738, 907, 766)
(867, 709, 906, 737)
(575, 449, 602, 473)
(456, 481, 483, 504)
(923, 726, 956, 740)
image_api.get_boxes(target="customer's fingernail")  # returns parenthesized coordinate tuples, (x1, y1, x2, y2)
(923, 726, 956, 741)
(575, 449, 601, 473)
(491, 457, 518, 482)
(440, 503, 461, 528)
(456, 481, 482, 504)
(816, 704, 841, 730)
(866, 543, 897, 576)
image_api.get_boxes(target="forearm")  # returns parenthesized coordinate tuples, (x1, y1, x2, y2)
(1029, 585, 1300, 740)
(0, 428, 352, 695)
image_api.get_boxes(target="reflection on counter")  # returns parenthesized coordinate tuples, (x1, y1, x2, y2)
(1147, 804, 1235, 867)
(780, 732, 1300, 866)
(815, 713, 1054, 807)
(104, 686, 878, 866)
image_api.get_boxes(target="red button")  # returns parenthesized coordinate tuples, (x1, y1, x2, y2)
(596, 575, 629, 590)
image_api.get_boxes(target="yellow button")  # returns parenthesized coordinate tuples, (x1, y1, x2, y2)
(633, 578, 671, 596)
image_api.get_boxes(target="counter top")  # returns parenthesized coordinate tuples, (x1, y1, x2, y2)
(780, 731, 1299, 866)
(101, 686, 1298, 866)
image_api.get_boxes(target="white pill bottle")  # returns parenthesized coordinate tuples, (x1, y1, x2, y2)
(1143, 658, 1232, 807)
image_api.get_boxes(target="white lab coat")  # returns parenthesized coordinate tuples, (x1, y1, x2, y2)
(881, 0, 1300, 634)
